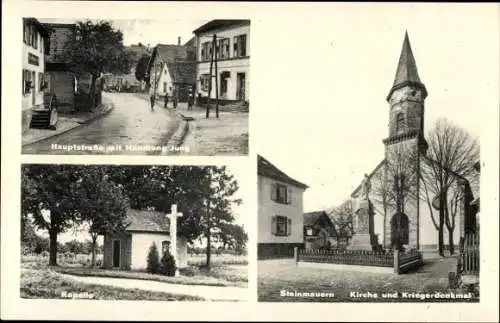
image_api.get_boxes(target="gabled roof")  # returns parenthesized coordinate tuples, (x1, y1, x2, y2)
(184, 36, 196, 47)
(387, 31, 427, 101)
(147, 44, 195, 76)
(303, 211, 328, 226)
(124, 209, 170, 233)
(193, 19, 250, 35)
(258, 155, 308, 189)
(166, 61, 196, 85)
(24, 17, 50, 38)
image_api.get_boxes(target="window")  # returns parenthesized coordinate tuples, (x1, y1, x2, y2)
(23, 69, 32, 94)
(233, 34, 247, 58)
(306, 227, 314, 236)
(217, 38, 230, 59)
(395, 113, 405, 133)
(200, 74, 210, 91)
(271, 183, 292, 204)
(220, 71, 229, 96)
(162, 241, 171, 254)
(271, 215, 292, 236)
(201, 41, 212, 61)
(24, 23, 39, 49)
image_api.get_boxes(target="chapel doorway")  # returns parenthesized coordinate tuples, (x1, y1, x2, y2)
(112, 240, 121, 268)
(236, 72, 245, 100)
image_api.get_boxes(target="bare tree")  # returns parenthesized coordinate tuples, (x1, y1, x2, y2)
(421, 118, 479, 256)
(328, 199, 354, 248)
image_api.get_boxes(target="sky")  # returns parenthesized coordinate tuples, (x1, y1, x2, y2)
(38, 18, 209, 47)
(250, 4, 497, 213)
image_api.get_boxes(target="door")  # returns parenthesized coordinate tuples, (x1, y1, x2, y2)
(236, 73, 245, 100)
(112, 240, 121, 268)
(31, 71, 36, 105)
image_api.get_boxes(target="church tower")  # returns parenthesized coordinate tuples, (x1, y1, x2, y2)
(382, 32, 427, 250)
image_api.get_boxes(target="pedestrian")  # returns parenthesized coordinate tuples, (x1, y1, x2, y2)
(150, 93, 155, 111)
(187, 92, 194, 110)
(164, 93, 168, 109)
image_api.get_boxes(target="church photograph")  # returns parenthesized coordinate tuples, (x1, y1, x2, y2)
(257, 5, 489, 303)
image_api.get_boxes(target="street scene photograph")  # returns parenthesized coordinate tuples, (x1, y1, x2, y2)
(21, 164, 249, 301)
(21, 18, 250, 155)
(256, 7, 487, 303)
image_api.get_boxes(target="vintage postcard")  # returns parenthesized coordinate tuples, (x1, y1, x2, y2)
(20, 164, 249, 302)
(2, 1, 499, 322)
(21, 18, 250, 156)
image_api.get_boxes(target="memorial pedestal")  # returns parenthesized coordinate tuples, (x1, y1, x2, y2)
(347, 199, 374, 251)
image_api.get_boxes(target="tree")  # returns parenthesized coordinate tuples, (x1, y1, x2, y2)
(160, 249, 177, 276)
(146, 242, 160, 274)
(329, 199, 354, 248)
(201, 167, 241, 268)
(21, 165, 82, 265)
(62, 20, 132, 110)
(421, 119, 479, 255)
(135, 54, 151, 85)
(65, 239, 84, 254)
(73, 166, 128, 267)
(371, 164, 390, 246)
(218, 223, 248, 254)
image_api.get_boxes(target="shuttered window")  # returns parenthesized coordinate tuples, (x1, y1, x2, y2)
(271, 215, 291, 237)
(270, 182, 292, 205)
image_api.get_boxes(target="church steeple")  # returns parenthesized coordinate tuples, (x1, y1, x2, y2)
(387, 31, 427, 102)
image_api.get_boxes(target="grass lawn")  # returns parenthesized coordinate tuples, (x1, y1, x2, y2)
(258, 256, 479, 302)
(21, 268, 204, 301)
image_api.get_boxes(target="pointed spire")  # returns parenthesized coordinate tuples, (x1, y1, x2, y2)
(392, 31, 421, 87)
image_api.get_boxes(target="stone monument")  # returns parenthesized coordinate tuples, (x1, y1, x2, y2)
(348, 174, 375, 251)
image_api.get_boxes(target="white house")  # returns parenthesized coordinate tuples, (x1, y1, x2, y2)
(258, 155, 308, 259)
(147, 40, 196, 102)
(193, 19, 250, 103)
(22, 18, 49, 131)
(102, 209, 188, 270)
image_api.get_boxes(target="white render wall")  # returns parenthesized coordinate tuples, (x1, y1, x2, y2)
(130, 232, 187, 270)
(196, 23, 250, 101)
(22, 36, 45, 110)
(258, 175, 305, 244)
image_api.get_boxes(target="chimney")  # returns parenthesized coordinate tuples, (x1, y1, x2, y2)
(178, 37, 181, 46)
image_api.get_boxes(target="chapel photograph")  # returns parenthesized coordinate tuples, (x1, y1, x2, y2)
(21, 18, 249, 156)
(256, 6, 486, 302)
(21, 164, 248, 301)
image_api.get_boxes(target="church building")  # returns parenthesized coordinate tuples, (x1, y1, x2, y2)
(350, 32, 475, 251)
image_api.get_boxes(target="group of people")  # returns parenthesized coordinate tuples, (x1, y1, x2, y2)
(149, 87, 195, 111)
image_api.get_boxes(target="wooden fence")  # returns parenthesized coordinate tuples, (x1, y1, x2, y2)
(396, 249, 423, 273)
(460, 232, 479, 276)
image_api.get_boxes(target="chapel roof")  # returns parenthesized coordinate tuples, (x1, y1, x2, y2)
(124, 209, 170, 233)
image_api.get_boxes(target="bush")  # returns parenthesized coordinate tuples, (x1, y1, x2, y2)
(160, 250, 177, 276)
(146, 242, 160, 274)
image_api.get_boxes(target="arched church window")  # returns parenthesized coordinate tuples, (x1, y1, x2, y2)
(396, 113, 405, 133)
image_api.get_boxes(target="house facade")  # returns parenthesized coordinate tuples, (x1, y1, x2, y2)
(258, 155, 308, 259)
(22, 18, 49, 131)
(147, 40, 196, 102)
(193, 19, 250, 103)
(42, 23, 77, 113)
(102, 209, 188, 270)
(303, 211, 337, 249)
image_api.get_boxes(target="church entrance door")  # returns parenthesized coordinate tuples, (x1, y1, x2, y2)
(390, 212, 409, 249)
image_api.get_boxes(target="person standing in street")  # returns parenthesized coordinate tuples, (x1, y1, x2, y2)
(150, 93, 155, 111)
(164, 92, 169, 109)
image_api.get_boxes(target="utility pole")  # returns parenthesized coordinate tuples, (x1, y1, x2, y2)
(214, 34, 219, 118)
(206, 37, 214, 118)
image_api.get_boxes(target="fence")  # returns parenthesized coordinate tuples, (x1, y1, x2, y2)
(295, 247, 423, 274)
(460, 232, 479, 276)
(297, 248, 394, 267)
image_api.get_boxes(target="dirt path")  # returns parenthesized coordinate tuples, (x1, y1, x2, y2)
(59, 273, 248, 301)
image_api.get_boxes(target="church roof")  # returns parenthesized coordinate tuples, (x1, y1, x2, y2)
(387, 32, 427, 100)
(258, 155, 308, 189)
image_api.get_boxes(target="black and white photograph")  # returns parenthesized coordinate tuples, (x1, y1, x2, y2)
(21, 18, 250, 156)
(21, 164, 249, 301)
(256, 8, 489, 303)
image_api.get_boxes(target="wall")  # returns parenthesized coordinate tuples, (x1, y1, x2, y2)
(149, 57, 173, 97)
(103, 232, 132, 270)
(258, 175, 305, 244)
(130, 232, 187, 270)
(196, 23, 250, 101)
(22, 35, 45, 111)
(46, 71, 75, 112)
